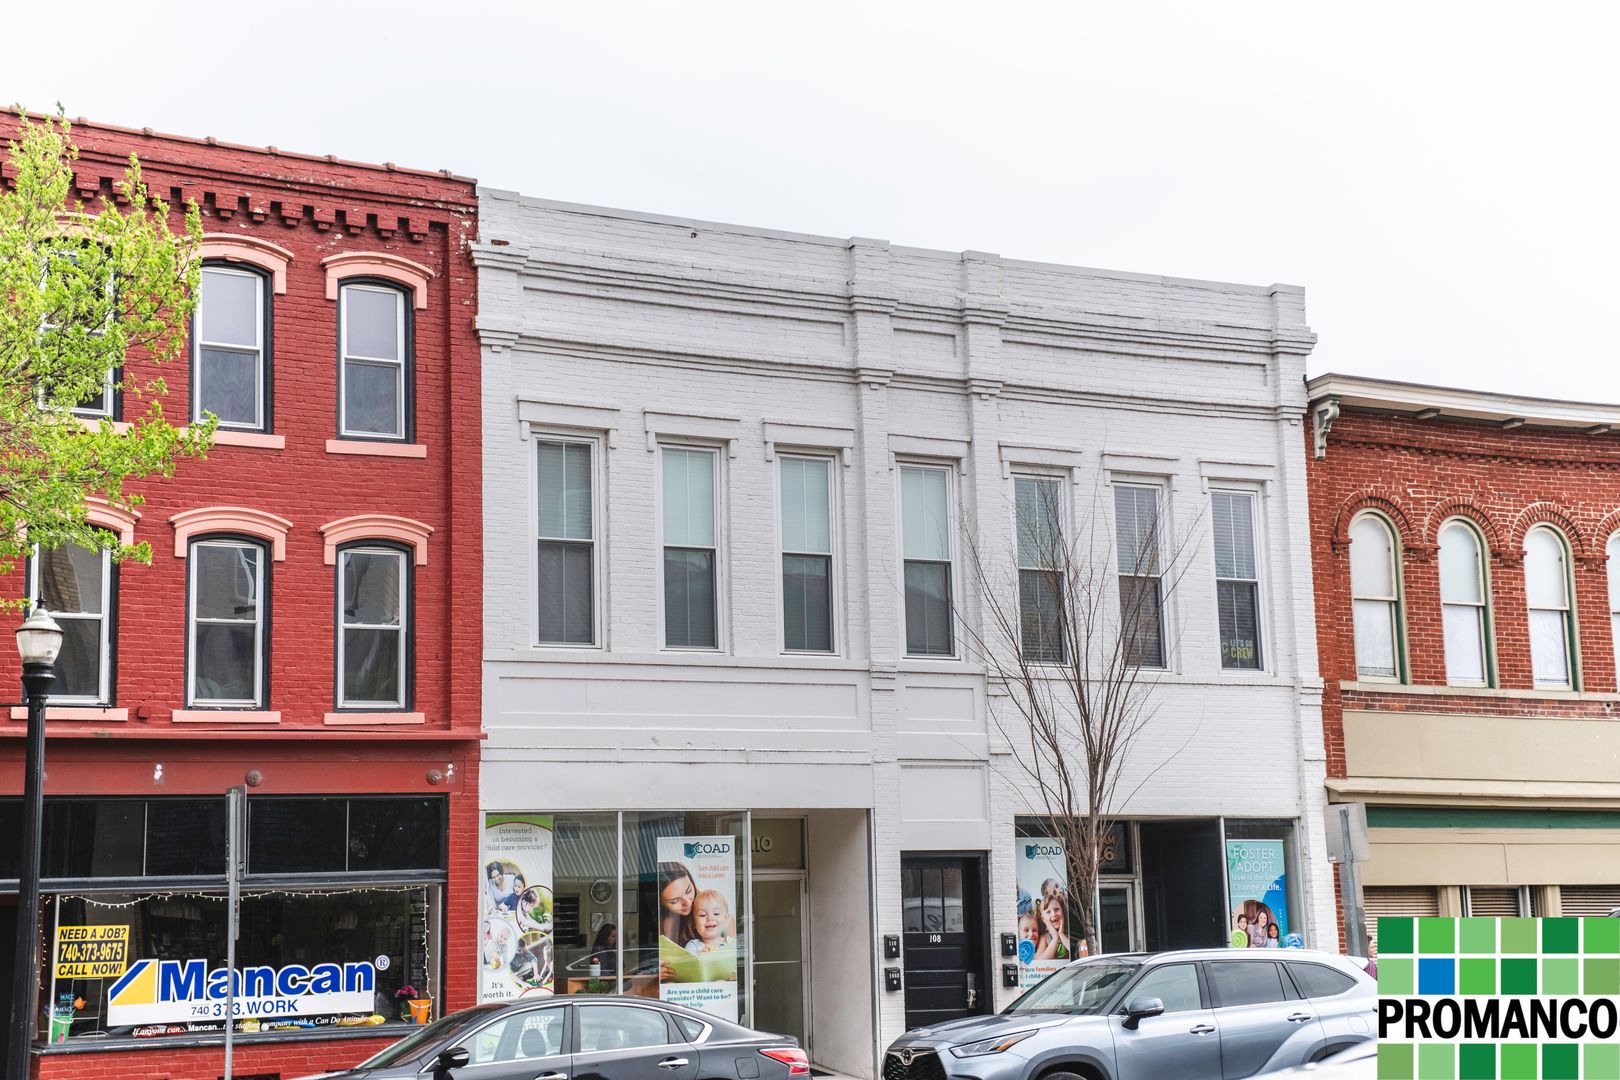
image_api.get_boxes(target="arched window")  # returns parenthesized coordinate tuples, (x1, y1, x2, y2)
(1609, 534, 1620, 679)
(1524, 526, 1576, 689)
(1438, 521, 1490, 686)
(1349, 513, 1402, 680)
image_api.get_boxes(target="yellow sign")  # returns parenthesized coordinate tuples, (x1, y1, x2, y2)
(54, 925, 129, 979)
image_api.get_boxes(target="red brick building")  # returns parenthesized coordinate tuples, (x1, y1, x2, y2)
(0, 116, 480, 1078)
(1307, 374, 1620, 942)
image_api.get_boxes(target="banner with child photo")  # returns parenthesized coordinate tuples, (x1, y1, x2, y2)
(655, 835, 739, 1022)
(1015, 836, 1074, 988)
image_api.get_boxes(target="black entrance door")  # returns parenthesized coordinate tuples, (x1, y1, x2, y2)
(900, 854, 988, 1031)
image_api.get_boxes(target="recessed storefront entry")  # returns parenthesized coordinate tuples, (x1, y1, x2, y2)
(901, 854, 989, 1031)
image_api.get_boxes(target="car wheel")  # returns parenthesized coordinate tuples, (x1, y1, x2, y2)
(1039, 1070, 1096, 1080)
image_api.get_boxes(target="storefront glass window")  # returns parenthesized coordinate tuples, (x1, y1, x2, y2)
(552, 812, 620, 996)
(1223, 818, 1302, 948)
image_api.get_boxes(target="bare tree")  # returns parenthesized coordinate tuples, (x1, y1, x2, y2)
(957, 474, 1205, 955)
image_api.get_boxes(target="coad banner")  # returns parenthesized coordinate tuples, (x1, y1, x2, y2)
(1015, 836, 1072, 987)
(1225, 839, 1290, 947)
(656, 835, 738, 1022)
(481, 814, 556, 1001)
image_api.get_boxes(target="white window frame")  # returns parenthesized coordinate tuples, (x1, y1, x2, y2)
(1438, 518, 1492, 688)
(1608, 533, 1620, 685)
(1348, 511, 1404, 683)
(1012, 470, 1069, 665)
(193, 263, 267, 431)
(1525, 524, 1578, 690)
(336, 544, 409, 709)
(656, 441, 726, 652)
(38, 246, 117, 419)
(186, 537, 267, 708)
(338, 282, 408, 440)
(1210, 485, 1269, 674)
(532, 432, 605, 650)
(1111, 479, 1169, 671)
(27, 543, 112, 705)
(897, 460, 960, 661)
(775, 451, 841, 656)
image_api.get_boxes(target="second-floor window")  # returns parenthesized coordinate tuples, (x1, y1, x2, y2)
(662, 446, 719, 650)
(193, 264, 269, 431)
(1015, 475, 1064, 663)
(537, 438, 597, 646)
(1114, 484, 1165, 668)
(1212, 490, 1262, 670)
(901, 464, 954, 657)
(338, 282, 409, 440)
(188, 538, 267, 707)
(780, 455, 835, 653)
(29, 543, 112, 703)
(338, 545, 408, 709)
(1609, 534, 1620, 681)
(1348, 513, 1402, 680)
(1438, 521, 1489, 686)
(1525, 526, 1575, 689)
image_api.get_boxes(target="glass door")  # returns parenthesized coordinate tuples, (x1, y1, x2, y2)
(1098, 882, 1138, 954)
(752, 876, 808, 1049)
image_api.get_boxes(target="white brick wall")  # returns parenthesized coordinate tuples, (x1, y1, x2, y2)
(475, 191, 1335, 1067)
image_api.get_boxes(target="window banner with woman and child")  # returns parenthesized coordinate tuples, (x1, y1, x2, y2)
(481, 814, 557, 1001)
(655, 836, 739, 1021)
(1015, 836, 1077, 988)
(1225, 839, 1294, 949)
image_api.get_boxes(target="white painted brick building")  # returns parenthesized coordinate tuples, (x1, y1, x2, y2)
(474, 191, 1335, 1073)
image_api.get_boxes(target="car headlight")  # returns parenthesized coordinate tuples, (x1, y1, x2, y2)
(949, 1030, 1037, 1058)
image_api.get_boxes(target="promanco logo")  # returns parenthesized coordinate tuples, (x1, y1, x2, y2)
(683, 841, 731, 858)
(1376, 916, 1620, 1078)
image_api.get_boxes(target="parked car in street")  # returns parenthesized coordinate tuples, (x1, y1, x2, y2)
(294, 996, 808, 1080)
(884, 949, 1375, 1080)
(1270, 1039, 1376, 1077)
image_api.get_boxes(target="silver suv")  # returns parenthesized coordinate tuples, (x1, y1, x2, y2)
(884, 949, 1375, 1080)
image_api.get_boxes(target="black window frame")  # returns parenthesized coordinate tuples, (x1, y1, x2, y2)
(333, 539, 415, 712)
(191, 259, 274, 434)
(184, 533, 272, 710)
(336, 277, 415, 443)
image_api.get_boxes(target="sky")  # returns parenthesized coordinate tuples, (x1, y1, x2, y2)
(9, 0, 1616, 401)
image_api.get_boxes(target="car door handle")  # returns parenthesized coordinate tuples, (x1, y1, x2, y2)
(1286, 1013, 1314, 1024)
(535, 1073, 570, 1080)
(1188, 1024, 1216, 1036)
(657, 1059, 690, 1070)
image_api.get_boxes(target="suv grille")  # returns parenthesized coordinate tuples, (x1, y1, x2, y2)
(884, 1050, 945, 1080)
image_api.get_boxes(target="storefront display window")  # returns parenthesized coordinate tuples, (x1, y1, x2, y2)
(1223, 818, 1302, 948)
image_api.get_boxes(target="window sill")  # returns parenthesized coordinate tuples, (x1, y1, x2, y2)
(74, 417, 131, 435)
(325, 711, 425, 726)
(210, 430, 285, 449)
(1338, 680, 1620, 703)
(171, 709, 281, 723)
(326, 439, 427, 458)
(9, 706, 127, 722)
(35, 1019, 415, 1055)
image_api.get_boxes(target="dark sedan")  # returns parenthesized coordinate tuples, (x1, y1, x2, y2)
(294, 997, 808, 1080)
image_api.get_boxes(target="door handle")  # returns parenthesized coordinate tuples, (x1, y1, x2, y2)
(535, 1073, 570, 1080)
(1286, 1013, 1313, 1024)
(966, 971, 977, 1009)
(1189, 1024, 1216, 1036)
(658, 1059, 690, 1070)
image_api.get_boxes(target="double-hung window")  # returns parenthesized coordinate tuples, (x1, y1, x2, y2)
(1438, 521, 1490, 686)
(1608, 534, 1620, 680)
(1525, 526, 1576, 688)
(39, 247, 117, 419)
(1114, 484, 1165, 668)
(339, 283, 409, 440)
(537, 438, 597, 646)
(1348, 514, 1402, 680)
(662, 446, 720, 650)
(780, 455, 835, 653)
(29, 543, 112, 703)
(194, 264, 269, 431)
(1015, 475, 1065, 663)
(188, 538, 267, 707)
(900, 465, 954, 657)
(1212, 491, 1262, 670)
(338, 545, 408, 709)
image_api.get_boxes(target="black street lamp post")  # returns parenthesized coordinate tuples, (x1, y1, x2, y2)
(7, 607, 62, 1080)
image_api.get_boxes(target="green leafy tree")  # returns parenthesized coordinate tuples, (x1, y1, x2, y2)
(0, 111, 213, 598)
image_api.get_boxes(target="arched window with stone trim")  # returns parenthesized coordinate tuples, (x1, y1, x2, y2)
(1525, 525, 1577, 689)
(1608, 534, 1620, 682)
(1349, 512, 1404, 681)
(1438, 519, 1491, 687)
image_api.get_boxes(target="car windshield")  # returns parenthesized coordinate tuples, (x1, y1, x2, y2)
(1006, 959, 1141, 1015)
(356, 1007, 499, 1068)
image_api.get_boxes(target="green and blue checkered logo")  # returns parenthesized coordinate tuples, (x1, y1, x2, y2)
(1378, 917, 1620, 1078)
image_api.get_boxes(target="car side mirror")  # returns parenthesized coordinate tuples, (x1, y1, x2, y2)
(1121, 997, 1165, 1030)
(437, 1046, 471, 1072)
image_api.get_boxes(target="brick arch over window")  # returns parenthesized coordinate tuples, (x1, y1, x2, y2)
(321, 252, 432, 308)
(1330, 489, 1419, 555)
(319, 514, 432, 565)
(199, 234, 293, 294)
(1594, 508, 1620, 559)
(83, 498, 141, 548)
(170, 506, 292, 561)
(1510, 502, 1589, 560)
(1423, 498, 1505, 559)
